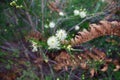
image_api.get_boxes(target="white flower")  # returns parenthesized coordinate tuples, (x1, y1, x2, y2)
(75, 25, 80, 30)
(31, 41, 38, 52)
(32, 47, 38, 52)
(44, 24, 49, 28)
(74, 10, 80, 16)
(72, 5, 74, 8)
(47, 36, 60, 49)
(49, 22, 55, 28)
(79, 11, 86, 18)
(101, 0, 105, 2)
(56, 29, 67, 41)
(67, 45, 72, 51)
(59, 12, 64, 16)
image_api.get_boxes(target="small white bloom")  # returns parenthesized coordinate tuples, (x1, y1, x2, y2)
(75, 25, 80, 30)
(44, 24, 49, 28)
(59, 12, 64, 16)
(31, 41, 38, 52)
(67, 45, 72, 51)
(49, 22, 55, 28)
(101, 0, 105, 2)
(32, 47, 38, 52)
(47, 36, 60, 49)
(79, 11, 86, 18)
(74, 10, 80, 16)
(72, 5, 74, 8)
(56, 29, 67, 41)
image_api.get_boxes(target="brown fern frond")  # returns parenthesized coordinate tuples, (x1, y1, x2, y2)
(48, 0, 68, 13)
(90, 68, 97, 77)
(48, 2, 60, 13)
(101, 64, 108, 72)
(54, 48, 120, 77)
(104, 0, 120, 20)
(113, 59, 120, 71)
(69, 21, 120, 46)
(25, 30, 42, 41)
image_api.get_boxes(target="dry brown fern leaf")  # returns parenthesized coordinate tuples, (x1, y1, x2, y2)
(48, 0, 67, 13)
(25, 30, 42, 41)
(67, 21, 120, 46)
(54, 48, 120, 77)
(104, 0, 120, 20)
(48, 1, 60, 13)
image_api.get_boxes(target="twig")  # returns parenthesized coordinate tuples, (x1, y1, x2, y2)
(23, 1, 36, 31)
(67, 12, 105, 33)
(0, 46, 16, 52)
(41, 0, 45, 34)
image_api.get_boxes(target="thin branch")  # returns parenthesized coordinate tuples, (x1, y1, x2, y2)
(0, 46, 16, 52)
(67, 12, 105, 32)
(41, 0, 45, 34)
(23, 1, 36, 31)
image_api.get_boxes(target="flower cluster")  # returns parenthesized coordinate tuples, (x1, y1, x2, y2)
(47, 29, 67, 49)
(10, 0, 23, 8)
(44, 22, 56, 29)
(73, 9, 87, 18)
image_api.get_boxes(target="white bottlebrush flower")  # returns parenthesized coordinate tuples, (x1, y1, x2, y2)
(74, 10, 80, 16)
(79, 11, 87, 18)
(47, 36, 60, 49)
(56, 29, 67, 41)
(75, 25, 80, 30)
(59, 12, 64, 16)
(49, 22, 55, 28)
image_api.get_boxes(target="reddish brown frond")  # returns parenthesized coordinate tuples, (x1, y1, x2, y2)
(53, 48, 119, 77)
(68, 21, 120, 46)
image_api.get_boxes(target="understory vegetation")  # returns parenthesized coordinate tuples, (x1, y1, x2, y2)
(0, 0, 120, 80)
